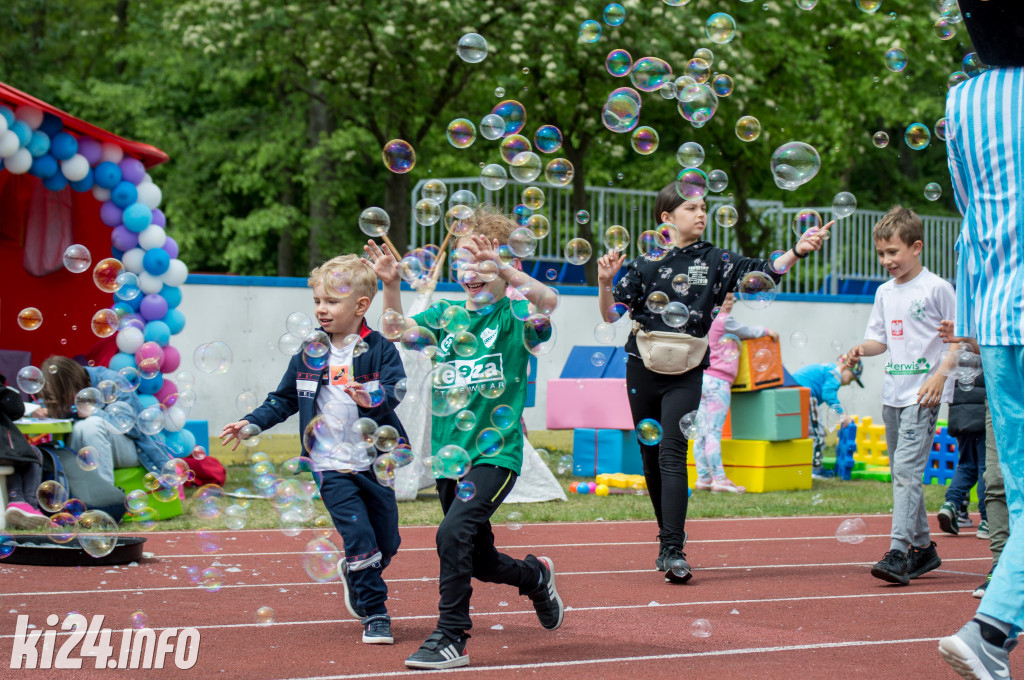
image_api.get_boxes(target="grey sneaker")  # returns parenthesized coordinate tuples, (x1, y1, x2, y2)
(939, 620, 1018, 680)
(938, 501, 960, 536)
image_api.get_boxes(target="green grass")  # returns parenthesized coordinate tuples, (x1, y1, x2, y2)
(128, 463, 950, 533)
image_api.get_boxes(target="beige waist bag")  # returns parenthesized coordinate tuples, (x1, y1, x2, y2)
(632, 322, 709, 375)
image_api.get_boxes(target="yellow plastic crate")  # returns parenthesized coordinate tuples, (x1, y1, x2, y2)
(686, 438, 813, 493)
(853, 416, 889, 466)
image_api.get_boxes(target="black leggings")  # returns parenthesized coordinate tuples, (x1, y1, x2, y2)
(625, 356, 704, 548)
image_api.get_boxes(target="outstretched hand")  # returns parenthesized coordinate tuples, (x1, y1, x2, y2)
(796, 220, 834, 255)
(597, 251, 626, 285)
(460, 234, 502, 265)
(219, 420, 250, 451)
(363, 240, 400, 285)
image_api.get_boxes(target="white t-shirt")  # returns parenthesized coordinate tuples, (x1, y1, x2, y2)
(865, 267, 957, 407)
(311, 341, 370, 472)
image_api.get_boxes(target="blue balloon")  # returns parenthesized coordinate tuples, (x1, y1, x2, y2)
(0, 106, 13, 127)
(112, 302, 133, 317)
(124, 291, 143, 311)
(144, 320, 171, 346)
(26, 130, 50, 157)
(163, 308, 186, 335)
(69, 168, 94, 192)
(9, 120, 31, 146)
(122, 203, 153, 232)
(42, 172, 68, 191)
(48, 131, 78, 160)
(30, 154, 58, 179)
(39, 113, 63, 137)
(111, 246, 125, 260)
(143, 248, 170, 276)
(138, 394, 159, 409)
(161, 285, 182, 309)
(139, 373, 164, 395)
(108, 352, 137, 373)
(93, 161, 122, 189)
(111, 180, 138, 209)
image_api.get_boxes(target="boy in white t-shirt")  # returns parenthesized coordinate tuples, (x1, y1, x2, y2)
(220, 255, 407, 645)
(847, 206, 956, 586)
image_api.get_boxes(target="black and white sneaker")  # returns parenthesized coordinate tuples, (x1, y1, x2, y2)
(663, 546, 692, 584)
(655, 545, 670, 572)
(405, 630, 469, 670)
(528, 555, 564, 630)
(361, 614, 393, 644)
(870, 549, 909, 585)
(337, 559, 365, 620)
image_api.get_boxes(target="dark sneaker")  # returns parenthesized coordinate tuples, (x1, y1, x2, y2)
(976, 520, 990, 540)
(958, 508, 974, 528)
(938, 501, 960, 536)
(939, 620, 1018, 680)
(663, 546, 692, 584)
(907, 541, 941, 579)
(337, 559, 365, 620)
(973, 569, 993, 599)
(361, 614, 393, 645)
(655, 544, 672, 571)
(871, 549, 909, 585)
(528, 556, 564, 630)
(405, 630, 469, 670)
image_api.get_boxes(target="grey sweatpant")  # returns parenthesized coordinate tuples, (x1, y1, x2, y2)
(882, 403, 940, 553)
(984, 401, 1009, 566)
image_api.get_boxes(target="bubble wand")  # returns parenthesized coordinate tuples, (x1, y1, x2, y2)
(425, 232, 453, 289)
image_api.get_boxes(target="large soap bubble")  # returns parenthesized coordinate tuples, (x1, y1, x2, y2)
(770, 142, 821, 190)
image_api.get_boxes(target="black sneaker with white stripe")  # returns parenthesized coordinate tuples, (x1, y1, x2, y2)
(528, 555, 564, 630)
(337, 559, 365, 620)
(405, 630, 469, 670)
(361, 614, 393, 644)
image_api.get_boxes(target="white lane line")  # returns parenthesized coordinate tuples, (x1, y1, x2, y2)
(0, 559, 989, 598)
(271, 637, 944, 679)
(0, 591, 969, 640)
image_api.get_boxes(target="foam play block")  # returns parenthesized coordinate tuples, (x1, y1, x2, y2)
(572, 428, 644, 477)
(560, 346, 609, 379)
(596, 473, 647, 490)
(114, 466, 184, 521)
(686, 438, 813, 492)
(732, 336, 784, 392)
(184, 420, 209, 455)
(852, 465, 892, 482)
(727, 387, 803, 441)
(797, 386, 810, 439)
(546, 378, 633, 430)
(601, 346, 629, 379)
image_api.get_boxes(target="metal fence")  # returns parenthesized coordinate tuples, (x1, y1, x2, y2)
(409, 178, 962, 293)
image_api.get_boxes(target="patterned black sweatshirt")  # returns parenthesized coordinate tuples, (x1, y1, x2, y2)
(612, 240, 783, 362)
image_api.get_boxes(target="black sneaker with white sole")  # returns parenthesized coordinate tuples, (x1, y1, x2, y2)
(405, 630, 469, 670)
(361, 614, 393, 644)
(337, 560, 365, 620)
(663, 546, 692, 584)
(870, 549, 909, 585)
(528, 555, 564, 630)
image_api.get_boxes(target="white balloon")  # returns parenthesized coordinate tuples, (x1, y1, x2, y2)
(0, 130, 17, 158)
(100, 142, 124, 164)
(138, 271, 163, 294)
(138, 225, 167, 251)
(163, 259, 189, 287)
(0, 114, 7, 136)
(115, 326, 145, 354)
(60, 154, 90, 182)
(5, 148, 32, 174)
(163, 405, 188, 432)
(14, 105, 44, 129)
(135, 182, 163, 210)
(92, 186, 111, 202)
(122, 247, 146, 274)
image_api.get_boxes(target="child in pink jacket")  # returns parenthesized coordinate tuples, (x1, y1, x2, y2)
(693, 293, 777, 493)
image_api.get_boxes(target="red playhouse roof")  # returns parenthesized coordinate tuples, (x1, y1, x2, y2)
(0, 82, 170, 369)
(0, 81, 169, 168)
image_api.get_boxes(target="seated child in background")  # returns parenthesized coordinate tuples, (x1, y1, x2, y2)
(220, 254, 407, 646)
(791, 356, 863, 476)
(846, 205, 956, 586)
(367, 206, 565, 671)
(692, 293, 778, 494)
(0, 374, 48, 529)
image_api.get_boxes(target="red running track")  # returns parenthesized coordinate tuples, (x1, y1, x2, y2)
(0, 514, 1007, 679)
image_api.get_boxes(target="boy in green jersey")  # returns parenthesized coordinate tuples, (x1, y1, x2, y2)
(365, 207, 564, 670)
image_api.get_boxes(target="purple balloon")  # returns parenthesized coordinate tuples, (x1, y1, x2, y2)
(78, 137, 102, 166)
(99, 201, 123, 228)
(163, 237, 179, 259)
(111, 225, 139, 251)
(118, 157, 146, 185)
(151, 208, 166, 227)
(139, 294, 168, 322)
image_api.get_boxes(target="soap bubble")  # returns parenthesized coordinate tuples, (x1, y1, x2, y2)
(691, 619, 713, 637)
(565, 238, 592, 265)
(456, 33, 488, 63)
(16, 366, 45, 394)
(506, 511, 524, 531)
(382, 139, 415, 173)
(872, 131, 890, 148)
(735, 116, 761, 142)
(676, 142, 704, 168)
(579, 19, 602, 43)
(534, 126, 562, 154)
(194, 341, 232, 375)
(737, 271, 776, 310)
(677, 83, 718, 124)
(480, 164, 508, 191)
(631, 126, 659, 155)
(884, 47, 908, 72)
(832, 192, 857, 219)
(707, 169, 728, 193)
(37, 480, 69, 512)
(510, 151, 542, 183)
(636, 418, 663, 445)
(715, 205, 738, 228)
(836, 517, 868, 544)
(705, 13, 736, 43)
(255, 606, 275, 625)
(790, 331, 808, 348)
(603, 225, 630, 252)
(76, 510, 118, 558)
(63, 244, 92, 273)
(662, 302, 689, 328)
(718, 334, 742, 363)
(675, 168, 708, 201)
(679, 410, 706, 439)
(17, 307, 42, 331)
(75, 387, 103, 418)
(630, 57, 673, 93)
(602, 91, 640, 133)
(771, 142, 820, 190)
(792, 209, 823, 240)
(480, 114, 506, 140)
(456, 481, 476, 502)
(752, 348, 775, 372)
(358, 207, 390, 237)
(606, 49, 632, 77)
(904, 123, 931, 151)
(492, 100, 527, 137)
(924, 182, 942, 201)
(712, 74, 734, 96)
(545, 158, 574, 186)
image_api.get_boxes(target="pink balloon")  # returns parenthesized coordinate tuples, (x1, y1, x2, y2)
(161, 345, 181, 373)
(134, 341, 165, 374)
(153, 379, 178, 406)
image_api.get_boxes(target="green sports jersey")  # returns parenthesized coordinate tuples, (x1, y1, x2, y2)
(412, 296, 545, 475)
